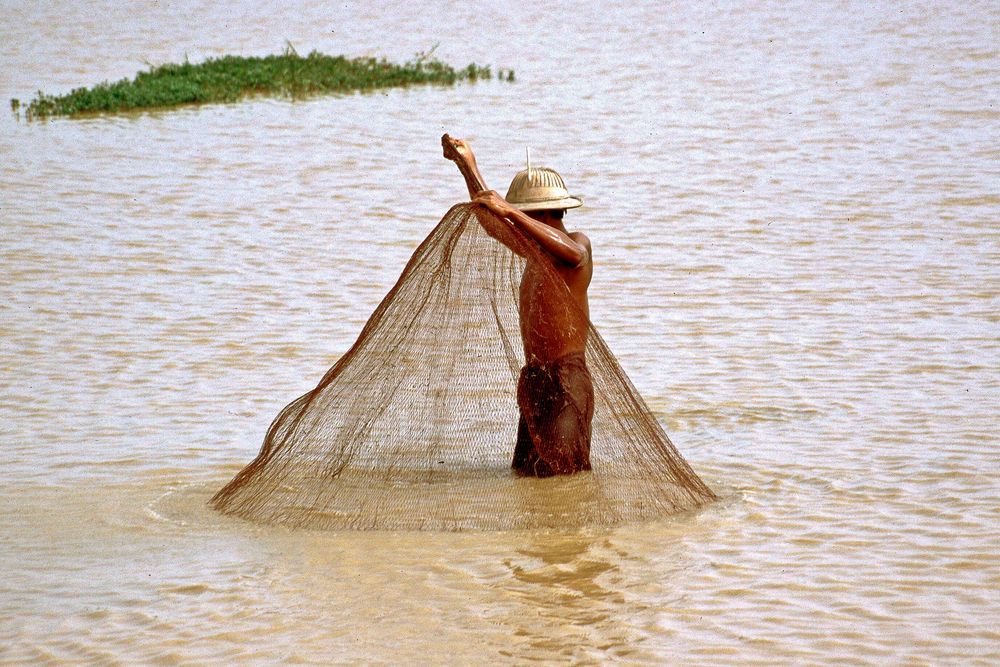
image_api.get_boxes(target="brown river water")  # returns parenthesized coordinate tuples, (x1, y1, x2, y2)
(2, 0, 998, 663)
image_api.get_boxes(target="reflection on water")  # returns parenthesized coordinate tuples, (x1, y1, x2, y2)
(2, 0, 999, 663)
(501, 532, 630, 661)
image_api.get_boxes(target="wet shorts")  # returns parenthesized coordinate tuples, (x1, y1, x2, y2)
(512, 351, 594, 477)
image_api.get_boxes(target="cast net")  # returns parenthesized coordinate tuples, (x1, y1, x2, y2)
(211, 151, 716, 531)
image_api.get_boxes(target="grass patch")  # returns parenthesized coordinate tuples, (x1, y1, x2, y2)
(16, 46, 515, 119)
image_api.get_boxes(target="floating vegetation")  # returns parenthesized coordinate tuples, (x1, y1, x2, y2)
(18, 45, 514, 119)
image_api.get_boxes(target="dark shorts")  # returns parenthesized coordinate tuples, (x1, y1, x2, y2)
(512, 351, 594, 477)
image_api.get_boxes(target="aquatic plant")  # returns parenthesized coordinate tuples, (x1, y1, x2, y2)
(18, 47, 514, 119)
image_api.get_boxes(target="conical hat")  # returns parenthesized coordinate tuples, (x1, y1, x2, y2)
(505, 166, 583, 212)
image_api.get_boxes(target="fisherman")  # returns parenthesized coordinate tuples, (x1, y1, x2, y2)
(443, 136, 593, 477)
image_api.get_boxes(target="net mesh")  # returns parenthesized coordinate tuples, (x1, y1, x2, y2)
(211, 202, 715, 531)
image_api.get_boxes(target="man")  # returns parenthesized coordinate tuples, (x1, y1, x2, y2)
(442, 136, 594, 477)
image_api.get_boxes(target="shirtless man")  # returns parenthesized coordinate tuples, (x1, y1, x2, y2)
(442, 135, 594, 477)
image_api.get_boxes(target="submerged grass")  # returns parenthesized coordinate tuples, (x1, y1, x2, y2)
(17, 47, 514, 119)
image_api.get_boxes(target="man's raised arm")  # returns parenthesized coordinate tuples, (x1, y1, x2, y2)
(442, 134, 488, 198)
(442, 134, 589, 268)
(473, 190, 589, 268)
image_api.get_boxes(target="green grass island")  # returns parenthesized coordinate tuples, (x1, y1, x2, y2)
(13, 48, 514, 119)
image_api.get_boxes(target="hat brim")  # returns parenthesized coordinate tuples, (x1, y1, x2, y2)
(512, 195, 583, 212)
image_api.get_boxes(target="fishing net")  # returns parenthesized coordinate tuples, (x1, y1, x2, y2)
(211, 141, 715, 531)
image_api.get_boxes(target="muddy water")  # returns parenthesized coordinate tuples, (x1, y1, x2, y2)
(2, 0, 999, 663)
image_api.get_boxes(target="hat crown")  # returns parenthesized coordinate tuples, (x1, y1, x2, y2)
(515, 166, 567, 191)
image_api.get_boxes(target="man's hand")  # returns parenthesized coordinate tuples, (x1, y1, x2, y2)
(473, 190, 516, 218)
(442, 135, 472, 163)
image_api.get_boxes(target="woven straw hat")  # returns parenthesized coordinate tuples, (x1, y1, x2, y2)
(505, 164, 583, 212)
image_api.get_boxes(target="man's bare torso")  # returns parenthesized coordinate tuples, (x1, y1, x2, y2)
(519, 231, 593, 364)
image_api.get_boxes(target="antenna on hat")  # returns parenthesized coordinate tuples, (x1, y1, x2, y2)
(525, 147, 532, 178)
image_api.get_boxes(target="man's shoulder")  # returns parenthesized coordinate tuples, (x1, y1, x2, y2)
(568, 230, 592, 248)
(568, 230, 593, 269)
